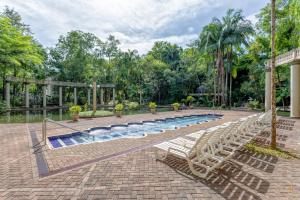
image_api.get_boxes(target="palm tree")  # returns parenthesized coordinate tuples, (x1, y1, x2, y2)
(270, 0, 277, 149)
(198, 9, 253, 106)
(221, 9, 254, 106)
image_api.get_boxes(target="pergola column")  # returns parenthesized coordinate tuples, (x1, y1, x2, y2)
(113, 88, 115, 105)
(100, 87, 104, 105)
(25, 83, 30, 109)
(291, 61, 300, 117)
(59, 86, 63, 107)
(42, 85, 47, 108)
(87, 89, 91, 106)
(93, 81, 97, 112)
(265, 68, 271, 111)
(74, 87, 77, 105)
(5, 81, 10, 110)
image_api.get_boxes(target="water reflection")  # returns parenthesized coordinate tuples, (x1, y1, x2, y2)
(1, 109, 70, 123)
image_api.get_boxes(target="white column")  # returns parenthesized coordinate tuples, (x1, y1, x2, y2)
(25, 83, 30, 108)
(74, 87, 77, 105)
(43, 85, 47, 108)
(291, 62, 300, 117)
(59, 86, 63, 107)
(112, 88, 115, 105)
(87, 89, 91, 106)
(100, 88, 104, 105)
(265, 68, 271, 111)
(93, 81, 97, 112)
(5, 81, 10, 110)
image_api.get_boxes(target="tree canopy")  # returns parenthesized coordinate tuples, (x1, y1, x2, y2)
(0, 1, 299, 108)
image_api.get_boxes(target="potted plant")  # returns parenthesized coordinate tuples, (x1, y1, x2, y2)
(149, 102, 157, 114)
(172, 102, 180, 111)
(115, 103, 124, 117)
(186, 96, 195, 108)
(69, 105, 81, 121)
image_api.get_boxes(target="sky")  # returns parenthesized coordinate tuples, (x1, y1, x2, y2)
(0, 0, 269, 54)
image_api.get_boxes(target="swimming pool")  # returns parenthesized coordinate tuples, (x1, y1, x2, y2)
(48, 114, 222, 149)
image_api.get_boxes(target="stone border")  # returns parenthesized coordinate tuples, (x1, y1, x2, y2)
(29, 130, 50, 177)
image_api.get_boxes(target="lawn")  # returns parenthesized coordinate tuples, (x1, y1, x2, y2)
(79, 110, 114, 118)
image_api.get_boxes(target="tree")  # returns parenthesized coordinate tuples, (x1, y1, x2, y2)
(270, 0, 277, 149)
(0, 16, 43, 100)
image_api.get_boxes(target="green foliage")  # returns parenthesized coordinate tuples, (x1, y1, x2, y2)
(0, 100, 6, 113)
(83, 103, 88, 112)
(128, 102, 139, 110)
(172, 102, 180, 109)
(148, 102, 157, 109)
(245, 142, 298, 159)
(69, 105, 81, 114)
(247, 99, 260, 110)
(0, 3, 298, 110)
(115, 103, 124, 111)
(186, 96, 195, 105)
(79, 110, 113, 117)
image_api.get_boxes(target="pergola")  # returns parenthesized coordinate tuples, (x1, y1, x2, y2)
(5, 76, 115, 110)
(265, 48, 300, 117)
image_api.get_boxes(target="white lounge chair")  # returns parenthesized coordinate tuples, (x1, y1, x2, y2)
(155, 130, 218, 178)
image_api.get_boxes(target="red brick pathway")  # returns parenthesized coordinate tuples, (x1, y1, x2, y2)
(0, 110, 300, 199)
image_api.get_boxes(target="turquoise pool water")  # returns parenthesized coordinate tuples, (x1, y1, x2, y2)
(48, 114, 222, 149)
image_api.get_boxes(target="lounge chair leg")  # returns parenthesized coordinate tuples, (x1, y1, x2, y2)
(185, 158, 207, 179)
(155, 148, 167, 161)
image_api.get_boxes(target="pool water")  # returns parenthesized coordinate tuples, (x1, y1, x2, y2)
(48, 114, 222, 149)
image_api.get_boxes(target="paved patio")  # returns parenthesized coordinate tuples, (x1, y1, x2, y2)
(0, 109, 300, 199)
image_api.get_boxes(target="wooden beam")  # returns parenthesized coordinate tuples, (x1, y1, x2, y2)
(6, 76, 89, 87)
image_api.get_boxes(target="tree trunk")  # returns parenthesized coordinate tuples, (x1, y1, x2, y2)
(225, 67, 228, 105)
(270, 0, 277, 149)
(213, 72, 216, 107)
(229, 74, 232, 107)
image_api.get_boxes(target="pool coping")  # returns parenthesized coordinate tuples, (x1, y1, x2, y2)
(47, 114, 223, 150)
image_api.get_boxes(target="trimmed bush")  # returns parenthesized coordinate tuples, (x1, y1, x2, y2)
(115, 103, 124, 111)
(148, 102, 157, 109)
(69, 105, 81, 114)
(128, 102, 139, 110)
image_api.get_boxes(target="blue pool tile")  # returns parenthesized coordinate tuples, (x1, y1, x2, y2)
(73, 136, 86, 144)
(49, 138, 62, 148)
(60, 137, 75, 146)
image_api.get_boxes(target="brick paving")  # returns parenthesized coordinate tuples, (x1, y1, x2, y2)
(0, 109, 300, 199)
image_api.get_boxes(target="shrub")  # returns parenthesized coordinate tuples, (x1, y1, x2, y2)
(181, 98, 187, 105)
(115, 103, 124, 111)
(186, 96, 195, 105)
(248, 99, 260, 110)
(172, 102, 180, 110)
(0, 100, 6, 114)
(148, 102, 157, 109)
(69, 105, 81, 115)
(128, 102, 139, 110)
(83, 103, 88, 112)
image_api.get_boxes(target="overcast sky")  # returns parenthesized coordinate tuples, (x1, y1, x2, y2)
(0, 0, 269, 54)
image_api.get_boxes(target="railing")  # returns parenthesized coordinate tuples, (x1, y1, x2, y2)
(42, 118, 88, 145)
(267, 48, 300, 67)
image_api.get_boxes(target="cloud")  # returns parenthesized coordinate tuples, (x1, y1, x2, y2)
(0, 0, 268, 54)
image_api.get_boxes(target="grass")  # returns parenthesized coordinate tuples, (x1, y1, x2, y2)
(245, 142, 298, 159)
(79, 110, 114, 117)
(277, 110, 290, 117)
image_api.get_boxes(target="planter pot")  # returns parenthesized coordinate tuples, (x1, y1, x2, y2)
(150, 108, 156, 114)
(72, 114, 79, 121)
(115, 111, 122, 117)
